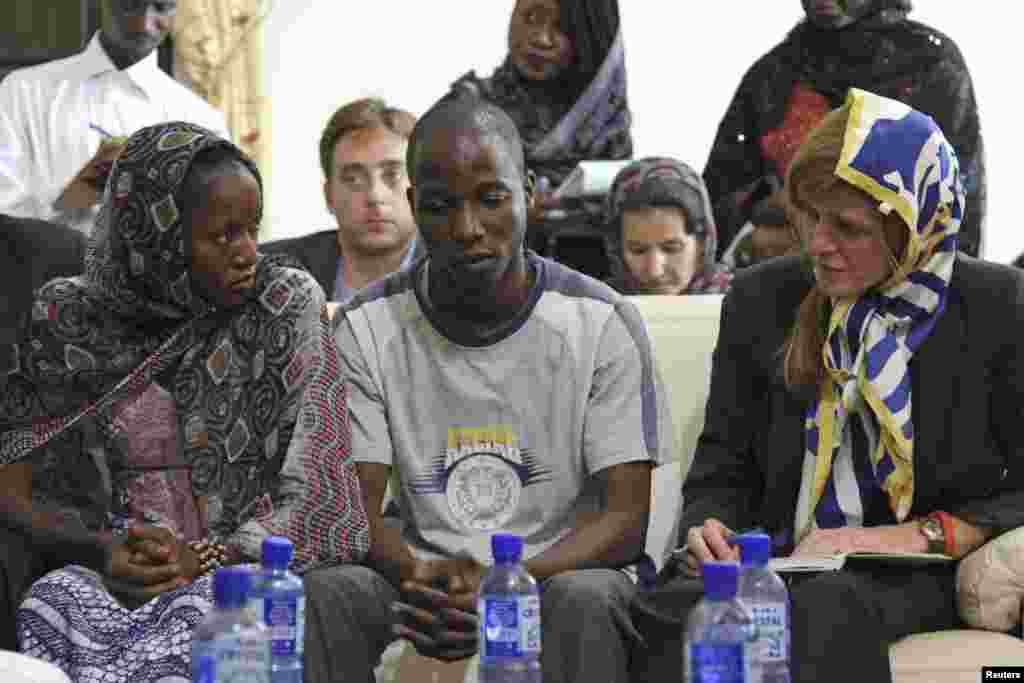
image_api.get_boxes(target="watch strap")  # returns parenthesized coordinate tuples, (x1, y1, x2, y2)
(929, 511, 957, 557)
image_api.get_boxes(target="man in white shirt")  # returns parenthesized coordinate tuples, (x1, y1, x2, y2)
(0, 0, 228, 234)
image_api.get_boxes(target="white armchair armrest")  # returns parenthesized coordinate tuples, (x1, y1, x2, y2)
(957, 526, 1024, 632)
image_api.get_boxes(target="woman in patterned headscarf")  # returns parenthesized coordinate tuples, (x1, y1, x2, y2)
(704, 0, 985, 261)
(453, 0, 631, 192)
(0, 122, 368, 681)
(674, 89, 1024, 682)
(603, 157, 732, 296)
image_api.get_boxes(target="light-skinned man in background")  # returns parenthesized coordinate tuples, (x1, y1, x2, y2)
(261, 97, 420, 304)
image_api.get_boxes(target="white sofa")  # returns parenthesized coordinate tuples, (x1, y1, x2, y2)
(378, 294, 1024, 682)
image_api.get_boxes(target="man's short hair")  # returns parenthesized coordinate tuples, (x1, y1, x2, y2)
(318, 98, 416, 179)
(406, 91, 525, 184)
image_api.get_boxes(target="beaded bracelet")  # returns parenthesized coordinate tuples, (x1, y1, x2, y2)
(188, 538, 229, 576)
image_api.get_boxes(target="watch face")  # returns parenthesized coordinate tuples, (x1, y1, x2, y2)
(922, 518, 943, 539)
(920, 517, 946, 553)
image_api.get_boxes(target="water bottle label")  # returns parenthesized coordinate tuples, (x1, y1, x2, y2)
(750, 602, 787, 662)
(191, 643, 216, 683)
(191, 635, 270, 683)
(263, 595, 305, 656)
(480, 595, 541, 657)
(688, 642, 747, 683)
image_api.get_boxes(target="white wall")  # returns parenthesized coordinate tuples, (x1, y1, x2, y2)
(264, 2, 1022, 263)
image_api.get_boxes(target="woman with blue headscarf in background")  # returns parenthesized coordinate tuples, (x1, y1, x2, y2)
(672, 89, 1024, 682)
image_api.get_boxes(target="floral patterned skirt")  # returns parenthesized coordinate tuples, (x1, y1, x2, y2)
(16, 566, 214, 683)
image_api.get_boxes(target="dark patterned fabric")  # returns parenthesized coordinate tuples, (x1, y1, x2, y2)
(454, 30, 632, 188)
(703, 0, 985, 258)
(0, 121, 368, 571)
(5, 121, 368, 681)
(603, 157, 732, 295)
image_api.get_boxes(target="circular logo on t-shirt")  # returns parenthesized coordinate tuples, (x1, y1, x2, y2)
(446, 453, 522, 531)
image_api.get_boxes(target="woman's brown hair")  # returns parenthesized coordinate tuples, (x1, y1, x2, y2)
(782, 101, 908, 393)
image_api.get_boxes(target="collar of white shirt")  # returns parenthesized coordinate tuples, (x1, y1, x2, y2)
(68, 32, 166, 101)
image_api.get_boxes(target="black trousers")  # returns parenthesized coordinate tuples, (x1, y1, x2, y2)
(631, 562, 960, 683)
(0, 526, 53, 651)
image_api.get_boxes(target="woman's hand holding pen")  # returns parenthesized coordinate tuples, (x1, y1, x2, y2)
(682, 518, 741, 577)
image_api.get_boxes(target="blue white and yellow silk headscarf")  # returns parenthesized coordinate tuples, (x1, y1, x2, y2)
(794, 88, 964, 542)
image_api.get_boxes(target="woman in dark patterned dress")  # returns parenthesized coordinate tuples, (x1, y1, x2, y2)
(704, 0, 985, 260)
(0, 122, 369, 682)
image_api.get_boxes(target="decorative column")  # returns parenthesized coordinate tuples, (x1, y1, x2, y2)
(172, 0, 270, 173)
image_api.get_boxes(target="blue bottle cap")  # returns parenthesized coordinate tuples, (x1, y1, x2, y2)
(261, 535, 294, 569)
(702, 561, 739, 600)
(213, 566, 252, 609)
(491, 533, 523, 563)
(731, 532, 771, 567)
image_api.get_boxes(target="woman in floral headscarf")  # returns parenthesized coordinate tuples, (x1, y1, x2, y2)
(603, 157, 732, 296)
(0, 122, 368, 681)
(673, 89, 1024, 682)
(704, 0, 985, 260)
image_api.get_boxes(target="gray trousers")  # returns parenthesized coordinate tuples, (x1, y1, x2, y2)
(303, 564, 642, 683)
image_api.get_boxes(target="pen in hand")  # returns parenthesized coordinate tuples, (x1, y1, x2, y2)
(89, 123, 115, 139)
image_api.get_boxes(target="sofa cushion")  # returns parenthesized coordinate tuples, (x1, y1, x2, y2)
(957, 527, 1024, 632)
(890, 630, 1024, 683)
(625, 295, 723, 478)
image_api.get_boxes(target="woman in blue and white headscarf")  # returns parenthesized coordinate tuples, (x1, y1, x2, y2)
(672, 89, 1024, 682)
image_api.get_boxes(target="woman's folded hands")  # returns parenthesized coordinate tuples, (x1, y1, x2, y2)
(104, 525, 200, 607)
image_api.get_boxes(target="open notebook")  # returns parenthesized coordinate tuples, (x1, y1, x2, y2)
(768, 551, 955, 573)
(552, 160, 633, 199)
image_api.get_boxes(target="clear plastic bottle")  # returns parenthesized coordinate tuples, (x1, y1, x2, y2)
(191, 566, 270, 683)
(249, 536, 304, 683)
(477, 533, 542, 683)
(732, 533, 790, 683)
(685, 560, 761, 683)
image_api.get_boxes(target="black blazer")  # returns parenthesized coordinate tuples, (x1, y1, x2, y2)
(0, 214, 87, 348)
(681, 255, 1024, 553)
(260, 228, 426, 302)
(260, 229, 340, 299)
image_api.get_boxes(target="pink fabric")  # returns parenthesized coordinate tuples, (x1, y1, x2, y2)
(111, 383, 202, 541)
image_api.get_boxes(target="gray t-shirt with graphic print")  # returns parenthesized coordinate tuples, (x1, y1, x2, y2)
(335, 252, 673, 566)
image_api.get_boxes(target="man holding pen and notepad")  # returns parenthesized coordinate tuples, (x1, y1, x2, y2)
(0, 0, 227, 235)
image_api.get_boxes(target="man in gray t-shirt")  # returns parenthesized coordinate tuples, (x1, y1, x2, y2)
(302, 93, 672, 683)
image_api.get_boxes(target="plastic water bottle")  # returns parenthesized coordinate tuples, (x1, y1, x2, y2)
(191, 566, 270, 683)
(685, 560, 761, 683)
(249, 536, 305, 683)
(477, 533, 542, 683)
(732, 533, 790, 683)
